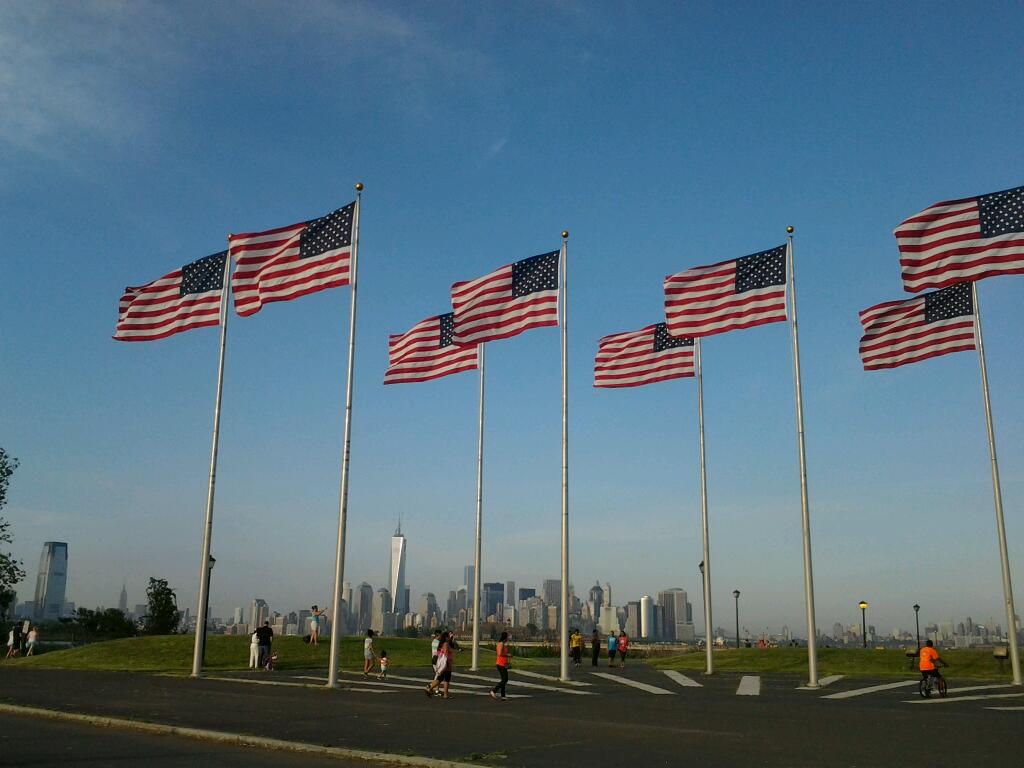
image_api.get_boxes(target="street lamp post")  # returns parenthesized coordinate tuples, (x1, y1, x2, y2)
(913, 604, 921, 652)
(733, 590, 741, 649)
(858, 600, 868, 649)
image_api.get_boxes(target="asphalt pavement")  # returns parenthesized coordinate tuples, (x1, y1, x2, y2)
(1, 664, 1021, 766)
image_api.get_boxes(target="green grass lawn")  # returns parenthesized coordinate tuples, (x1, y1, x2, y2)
(646, 647, 1013, 681)
(9, 634, 544, 674)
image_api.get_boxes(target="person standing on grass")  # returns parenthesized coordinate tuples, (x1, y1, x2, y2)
(490, 631, 511, 700)
(607, 631, 617, 666)
(255, 621, 274, 669)
(591, 629, 600, 667)
(5, 627, 16, 659)
(309, 605, 327, 645)
(617, 631, 629, 668)
(248, 629, 260, 669)
(26, 627, 37, 656)
(363, 629, 377, 677)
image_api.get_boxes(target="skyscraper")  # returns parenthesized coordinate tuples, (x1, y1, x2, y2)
(541, 579, 561, 607)
(658, 588, 693, 641)
(250, 598, 269, 628)
(390, 523, 408, 617)
(483, 582, 504, 619)
(640, 595, 654, 639)
(505, 581, 516, 609)
(463, 564, 475, 609)
(518, 587, 536, 602)
(33, 542, 68, 621)
(118, 582, 128, 614)
(355, 582, 373, 632)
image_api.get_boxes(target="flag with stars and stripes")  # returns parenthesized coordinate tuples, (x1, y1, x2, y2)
(664, 245, 788, 339)
(384, 312, 479, 385)
(859, 282, 975, 371)
(230, 202, 354, 317)
(896, 184, 1024, 293)
(114, 251, 227, 342)
(594, 323, 694, 388)
(450, 250, 560, 345)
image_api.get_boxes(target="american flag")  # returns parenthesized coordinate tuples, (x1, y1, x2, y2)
(896, 185, 1024, 293)
(114, 251, 227, 342)
(451, 250, 560, 345)
(664, 245, 788, 338)
(384, 313, 479, 385)
(594, 323, 694, 388)
(859, 282, 975, 371)
(230, 202, 354, 317)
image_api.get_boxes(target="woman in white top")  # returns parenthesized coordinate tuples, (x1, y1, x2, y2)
(26, 628, 38, 656)
(248, 631, 260, 669)
(363, 629, 376, 677)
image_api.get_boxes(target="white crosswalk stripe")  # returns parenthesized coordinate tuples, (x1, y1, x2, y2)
(797, 674, 844, 690)
(454, 671, 594, 695)
(906, 692, 1024, 705)
(822, 680, 919, 699)
(591, 672, 674, 695)
(512, 669, 592, 686)
(296, 674, 530, 698)
(661, 670, 702, 688)
(736, 676, 760, 696)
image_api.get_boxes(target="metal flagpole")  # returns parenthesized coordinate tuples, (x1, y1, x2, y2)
(559, 231, 570, 682)
(971, 283, 1022, 685)
(786, 228, 819, 688)
(470, 344, 485, 671)
(327, 182, 363, 688)
(190, 245, 232, 678)
(695, 337, 714, 675)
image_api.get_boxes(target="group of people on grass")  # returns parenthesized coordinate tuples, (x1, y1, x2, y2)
(4, 624, 38, 659)
(569, 628, 630, 668)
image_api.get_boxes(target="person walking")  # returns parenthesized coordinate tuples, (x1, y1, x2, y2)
(377, 650, 390, 680)
(590, 629, 600, 667)
(430, 629, 442, 667)
(363, 629, 377, 677)
(607, 631, 617, 667)
(255, 621, 274, 669)
(26, 627, 38, 656)
(426, 632, 455, 699)
(309, 605, 327, 645)
(248, 629, 260, 669)
(617, 631, 629, 669)
(490, 631, 511, 700)
(5, 627, 17, 659)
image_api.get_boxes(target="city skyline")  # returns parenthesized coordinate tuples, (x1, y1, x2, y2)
(2, 4, 1022, 642)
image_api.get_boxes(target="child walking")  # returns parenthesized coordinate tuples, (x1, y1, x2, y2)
(377, 650, 389, 680)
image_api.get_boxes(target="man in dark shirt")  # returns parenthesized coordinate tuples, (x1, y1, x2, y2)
(255, 621, 273, 668)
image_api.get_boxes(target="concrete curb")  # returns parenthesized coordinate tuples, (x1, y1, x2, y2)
(0, 702, 485, 768)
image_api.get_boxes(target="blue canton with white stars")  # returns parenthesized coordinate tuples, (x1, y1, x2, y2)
(300, 202, 354, 259)
(512, 250, 560, 297)
(653, 322, 693, 351)
(978, 185, 1024, 238)
(438, 313, 456, 348)
(180, 251, 226, 296)
(735, 245, 787, 293)
(924, 282, 973, 323)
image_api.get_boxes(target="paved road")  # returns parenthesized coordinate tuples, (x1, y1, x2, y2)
(1, 665, 1020, 766)
(0, 713, 372, 767)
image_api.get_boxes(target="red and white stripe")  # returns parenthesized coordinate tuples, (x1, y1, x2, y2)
(230, 221, 350, 317)
(896, 195, 1024, 293)
(384, 315, 478, 385)
(858, 294, 975, 371)
(664, 259, 787, 338)
(450, 263, 559, 345)
(114, 269, 223, 342)
(594, 325, 693, 388)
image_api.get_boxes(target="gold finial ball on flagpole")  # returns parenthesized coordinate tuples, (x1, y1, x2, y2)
(786, 225, 794, 234)
(561, 230, 569, 239)
(355, 182, 364, 192)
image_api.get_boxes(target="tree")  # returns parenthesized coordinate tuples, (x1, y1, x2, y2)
(143, 578, 182, 634)
(73, 607, 137, 640)
(0, 449, 26, 617)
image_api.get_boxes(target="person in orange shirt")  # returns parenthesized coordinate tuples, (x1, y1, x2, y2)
(918, 639, 944, 682)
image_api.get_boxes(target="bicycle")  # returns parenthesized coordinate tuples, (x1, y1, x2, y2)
(918, 663, 948, 698)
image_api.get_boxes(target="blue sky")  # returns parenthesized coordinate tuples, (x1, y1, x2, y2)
(2, 1, 1022, 636)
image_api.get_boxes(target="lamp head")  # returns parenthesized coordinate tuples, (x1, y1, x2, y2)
(913, 604, 920, 612)
(733, 590, 741, 599)
(858, 601, 868, 610)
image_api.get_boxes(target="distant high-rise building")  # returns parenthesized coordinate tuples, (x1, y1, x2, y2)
(505, 581, 516, 608)
(390, 523, 408, 616)
(483, 583, 504, 619)
(658, 588, 693, 641)
(419, 593, 438, 623)
(541, 579, 561, 607)
(250, 598, 269, 628)
(625, 601, 641, 636)
(233, 606, 243, 625)
(463, 564, 475, 609)
(518, 588, 536, 603)
(343, 582, 353, 609)
(355, 583, 373, 632)
(371, 588, 392, 634)
(118, 582, 128, 614)
(132, 603, 147, 620)
(445, 590, 457, 622)
(33, 542, 68, 621)
(640, 595, 654, 639)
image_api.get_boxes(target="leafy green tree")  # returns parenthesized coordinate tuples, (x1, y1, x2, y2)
(73, 607, 137, 640)
(143, 578, 182, 634)
(0, 449, 26, 618)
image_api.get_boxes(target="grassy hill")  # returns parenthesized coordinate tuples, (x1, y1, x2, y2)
(10, 634, 540, 674)
(647, 647, 1014, 681)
